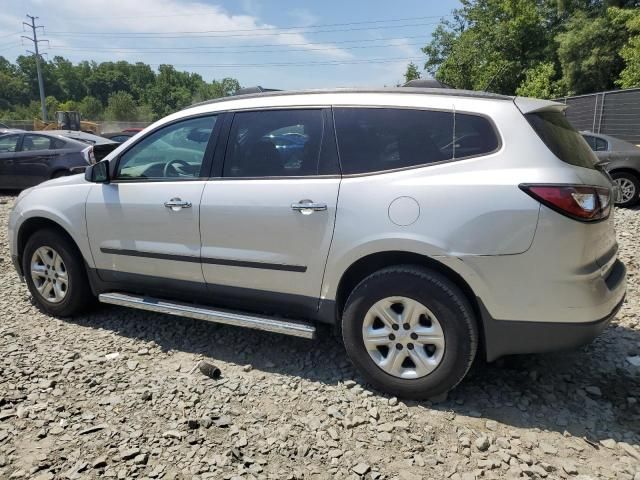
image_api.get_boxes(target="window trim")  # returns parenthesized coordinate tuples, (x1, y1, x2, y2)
(109, 112, 223, 183)
(218, 107, 338, 180)
(331, 105, 503, 178)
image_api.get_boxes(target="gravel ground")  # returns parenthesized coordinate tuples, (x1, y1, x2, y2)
(0, 194, 639, 480)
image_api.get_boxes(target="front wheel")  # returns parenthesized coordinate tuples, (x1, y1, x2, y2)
(342, 266, 478, 399)
(611, 171, 640, 208)
(22, 229, 95, 316)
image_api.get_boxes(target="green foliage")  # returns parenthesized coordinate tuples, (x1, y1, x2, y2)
(0, 55, 240, 122)
(516, 62, 565, 98)
(404, 62, 422, 83)
(420, 0, 640, 97)
(105, 91, 137, 121)
(616, 8, 640, 87)
(79, 96, 104, 120)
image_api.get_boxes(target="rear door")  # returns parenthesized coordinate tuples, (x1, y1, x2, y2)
(199, 108, 340, 316)
(13, 134, 61, 187)
(0, 134, 22, 187)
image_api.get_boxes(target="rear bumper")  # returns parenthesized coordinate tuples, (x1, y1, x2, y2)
(481, 259, 626, 361)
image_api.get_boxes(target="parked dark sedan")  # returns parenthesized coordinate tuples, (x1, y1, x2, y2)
(581, 131, 640, 207)
(101, 131, 137, 143)
(0, 131, 117, 189)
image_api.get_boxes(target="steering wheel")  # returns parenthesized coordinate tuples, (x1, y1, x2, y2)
(163, 159, 191, 177)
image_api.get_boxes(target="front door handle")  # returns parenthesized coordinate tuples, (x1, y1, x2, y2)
(291, 199, 327, 214)
(164, 197, 192, 211)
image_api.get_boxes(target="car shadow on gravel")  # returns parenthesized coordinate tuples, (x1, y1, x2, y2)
(60, 302, 640, 446)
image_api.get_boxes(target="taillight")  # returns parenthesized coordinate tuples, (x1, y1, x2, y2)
(520, 184, 611, 222)
(81, 146, 96, 165)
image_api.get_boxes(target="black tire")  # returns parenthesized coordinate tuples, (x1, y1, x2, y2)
(611, 171, 640, 208)
(22, 229, 95, 317)
(342, 265, 478, 400)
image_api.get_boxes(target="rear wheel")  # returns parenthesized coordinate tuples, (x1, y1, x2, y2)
(611, 171, 640, 207)
(342, 266, 478, 399)
(23, 229, 94, 316)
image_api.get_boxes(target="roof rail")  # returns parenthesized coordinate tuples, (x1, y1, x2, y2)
(233, 86, 282, 96)
(402, 78, 452, 89)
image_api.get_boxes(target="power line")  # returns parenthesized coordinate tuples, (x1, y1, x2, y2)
(47, 42, 426, 55)
(44, 34, 429, 51)
(49, 13, 451, 28)
(21, 15, 49, 121)
(46, 21, 440, 39)
(145, 56, 424, 67)
(0, 31, 22, 38)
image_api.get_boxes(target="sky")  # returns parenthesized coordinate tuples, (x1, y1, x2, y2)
(0, 0, 459, 90)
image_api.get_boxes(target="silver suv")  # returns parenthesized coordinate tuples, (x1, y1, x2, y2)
(8, 88, 626, 399)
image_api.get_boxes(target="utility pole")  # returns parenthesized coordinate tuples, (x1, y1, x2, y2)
(22, 15, 49, 122)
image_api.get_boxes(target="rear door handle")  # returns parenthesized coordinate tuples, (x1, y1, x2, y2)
(291, 200, 327, 214)
(164, 197, 192, 211)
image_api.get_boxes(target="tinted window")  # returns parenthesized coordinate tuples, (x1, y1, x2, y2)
(583, 135, 597, 150)
(116, 115, 216, 179)
(526, 112, 596, 169)
(333, 108, 498, 175)
(22, 134, 55, 151)
(595, 137, 608, 151)
(223, 109, 323, 177)
(0, 135, 19, 153)
(110, 135, 131, 143)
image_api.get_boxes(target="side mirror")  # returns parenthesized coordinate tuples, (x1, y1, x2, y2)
(85, 160, 110, 183)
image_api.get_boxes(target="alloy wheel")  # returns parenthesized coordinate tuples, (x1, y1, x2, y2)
(362, 296, 445, 379)
(614, 177, 636, 204)
(30, 246, 68, 303)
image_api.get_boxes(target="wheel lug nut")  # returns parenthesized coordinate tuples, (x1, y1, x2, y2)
(403, 323, 410, 330)
(392, 324, 399, 331)
(396, 343, 403, 350)
(410, 333, 418, 340)
(388, 334, 396, 340)
(407, 343, 414, 350)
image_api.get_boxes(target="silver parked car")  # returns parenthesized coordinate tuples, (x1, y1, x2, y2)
(581, 131, 640, 207)
(8, 88, 626, 399)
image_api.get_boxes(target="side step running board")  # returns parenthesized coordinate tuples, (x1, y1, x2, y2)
(99, 292, 316, 339)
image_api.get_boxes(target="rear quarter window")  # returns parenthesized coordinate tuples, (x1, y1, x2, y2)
(333, 107, 499, 175)
(526, 111, 597, 169)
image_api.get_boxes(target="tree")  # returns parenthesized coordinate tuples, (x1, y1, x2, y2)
(420, 0, 639, 96)
(422, 0, 551, 94)
(105, 91, 137, 121)
(516, 62, 565, 98)
(79, 96, 104, 120)
(556, 10, 628, 94)
(404, 62, 422, 83)
(616, 8, 640, 87)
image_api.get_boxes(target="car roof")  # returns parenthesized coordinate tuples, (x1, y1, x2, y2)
(188, 87, 513, 110)
(44, 130, 117, 145)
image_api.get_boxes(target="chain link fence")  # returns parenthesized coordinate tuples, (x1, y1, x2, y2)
(557, 87, 640, 145)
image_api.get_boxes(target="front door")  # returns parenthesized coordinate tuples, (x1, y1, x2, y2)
(200, 108, 340, 316)
(86, 114, 220, 292)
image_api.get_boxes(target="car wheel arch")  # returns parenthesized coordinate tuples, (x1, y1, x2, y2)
(333, 250, 484, 339)
(17, 217, 86, 275)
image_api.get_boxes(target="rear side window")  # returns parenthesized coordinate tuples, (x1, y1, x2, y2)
(333, 108, 499, 175)
(526, 112, 596, 169)
(224, 109, 323, 178)
(22, 134, 54, 151)
(0, 135, 19, 152)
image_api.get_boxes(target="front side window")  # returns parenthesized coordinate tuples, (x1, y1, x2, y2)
(22, 134, 55, 151)
(0, 135, 19, 153)
(223, 109, 324, 178)
(333, 108, 499, 175)
(116, 115, 217, 179)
